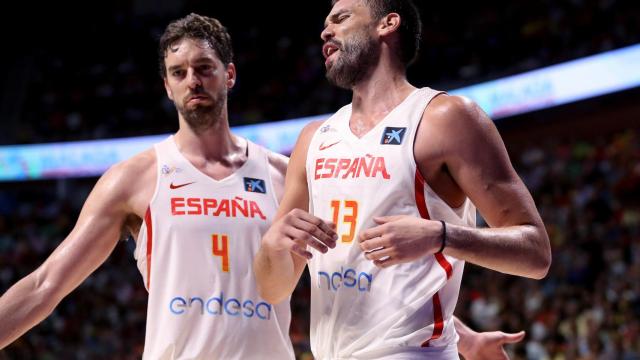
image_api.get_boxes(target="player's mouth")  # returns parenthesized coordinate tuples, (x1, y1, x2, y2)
(186, 95, 210, 104)
(323, 41, 341, 66)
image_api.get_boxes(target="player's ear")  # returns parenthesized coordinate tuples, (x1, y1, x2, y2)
(378, 13, 400, 37)
(226, 63, 236, 89)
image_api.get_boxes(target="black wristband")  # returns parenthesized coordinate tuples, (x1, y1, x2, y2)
(437, 220, 446, 253)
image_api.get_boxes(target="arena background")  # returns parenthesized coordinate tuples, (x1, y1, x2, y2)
(0, 0, 639, 359)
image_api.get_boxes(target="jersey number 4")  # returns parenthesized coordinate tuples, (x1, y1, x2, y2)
(330, 200, 359, 243)
(212, 234, 229, 272)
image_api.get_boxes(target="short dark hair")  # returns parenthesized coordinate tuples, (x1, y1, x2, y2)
(332, 0, 422, 66)
(158, 13, 234, 78)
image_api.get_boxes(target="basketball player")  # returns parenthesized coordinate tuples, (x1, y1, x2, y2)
(0, 14, 294, 359)
(255, 0, 552, 359)
(0, 11, 525, 360)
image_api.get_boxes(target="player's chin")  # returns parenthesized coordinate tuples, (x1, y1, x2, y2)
(324, 59, 335, 71)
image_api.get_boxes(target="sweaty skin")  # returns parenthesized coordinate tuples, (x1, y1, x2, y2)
(255, 0, 549, 358)
(0, 37, 288, 350)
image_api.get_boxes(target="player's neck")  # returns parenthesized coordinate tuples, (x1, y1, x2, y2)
(350, 65, 415, 119)
(174, 114, 244, 164)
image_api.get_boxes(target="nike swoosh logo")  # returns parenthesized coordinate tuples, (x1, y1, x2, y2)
(170, 181, 196, 189)
(319, 140, 341, 151)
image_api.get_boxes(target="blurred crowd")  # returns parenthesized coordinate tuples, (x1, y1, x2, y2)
(457, 129, 640, 359)
(2, 0, 639, 144)
(1, 128, 638, 359)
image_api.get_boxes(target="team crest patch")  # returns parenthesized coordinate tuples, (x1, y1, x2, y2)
(161, 164, 182, 176)
(244, 177, 266, 194)
(380, 127, 406, 145)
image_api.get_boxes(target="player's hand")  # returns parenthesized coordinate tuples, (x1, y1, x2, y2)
(458, 330, 525, 360)
(358, 215, 442, 267)
(262, 208, 337, 260)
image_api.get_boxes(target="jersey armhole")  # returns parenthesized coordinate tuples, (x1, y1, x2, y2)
(411, 90, 447, 181)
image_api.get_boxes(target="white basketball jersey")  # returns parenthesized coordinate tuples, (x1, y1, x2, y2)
(135, 136, 294, 360)
(306, 88, 476, 359)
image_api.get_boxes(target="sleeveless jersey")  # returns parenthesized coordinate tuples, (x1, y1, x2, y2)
(305, 88, 476, 359)
(135, 136, 294, 360)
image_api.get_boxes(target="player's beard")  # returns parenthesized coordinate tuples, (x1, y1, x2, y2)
(325, 28, 379, 89)
(176, 86, 226, 134)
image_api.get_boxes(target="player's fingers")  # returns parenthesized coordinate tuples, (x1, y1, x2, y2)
(372, 215, 404, 224)
(373, 255, 398, 268)
(289, 241, 313, 260)
(501, 331, 526, 343)
(290, 209, 338, 241)
(359, 236, 386, 252)
(288, 228, 329, 254)
(364, 246, 394, 261)
(291, 216, 337, 248)
(358, 225, 385, 242)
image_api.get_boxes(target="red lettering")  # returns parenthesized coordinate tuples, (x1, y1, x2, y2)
(313, 156, 391, 180)
(187, 198, 202, 215)
(343, 158, 359, 178)
(203, 198, 217, 215)
(214, 199, 230, 217)
(372, 157, 391, 179)
(335, 159, 351, 178)
(171, 198, 185, 215)
(232, 198, 248, 217)
(249, 201, 267, 220)
(315, 158, 325, 180)
(170, 197, 265, 220)
(358, 156, 373, 177)
(323, 158, 337, 178)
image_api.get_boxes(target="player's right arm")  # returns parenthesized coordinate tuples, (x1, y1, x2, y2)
(254, 121, 337, 304)
(0, 152, 154, 349)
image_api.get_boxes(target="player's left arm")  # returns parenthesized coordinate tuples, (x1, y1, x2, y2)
(430, 95, 551, 278)
(255, 121, 337, 304)
(359, 95, 550, 279)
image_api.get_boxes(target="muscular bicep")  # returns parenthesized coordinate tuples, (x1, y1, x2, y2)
(432, 97, 542, 228)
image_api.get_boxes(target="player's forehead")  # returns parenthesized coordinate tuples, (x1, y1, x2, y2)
(324, 0, 368, 25)
(164, 38, 220, 65)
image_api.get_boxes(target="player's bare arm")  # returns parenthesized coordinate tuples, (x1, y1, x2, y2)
(359, 94, 551, 279)
(0, 150, 156, 349)
(255, 121, 338, 304)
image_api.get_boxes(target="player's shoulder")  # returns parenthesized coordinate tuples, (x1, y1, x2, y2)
(300, 119, 328, 138)
(424, 94, 492, 133)
(98, 148, 157, 196)
(265, 150, 289, 201)
(427, 94, 481, 121)
(284, 119, 329, 157)
(265, 150, 289, 177)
